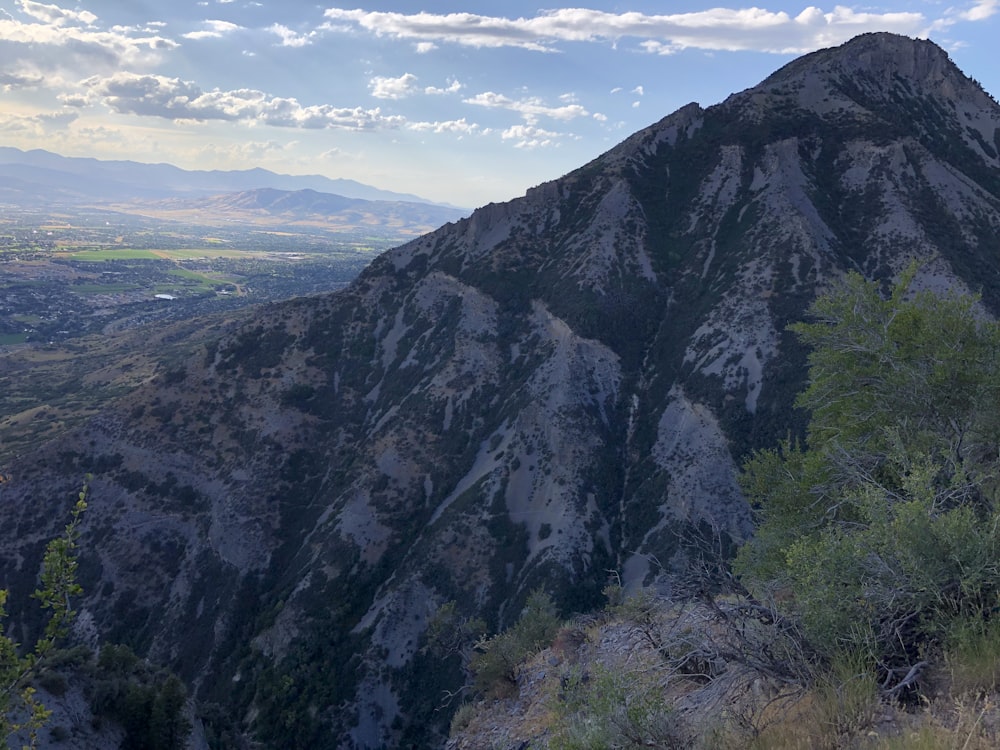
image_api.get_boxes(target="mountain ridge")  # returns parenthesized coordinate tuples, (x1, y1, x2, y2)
(115, 186, 469, 235)
(0, 32, 998, 748)
(0, 146, 463, 209)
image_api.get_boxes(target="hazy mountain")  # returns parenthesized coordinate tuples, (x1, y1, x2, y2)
(130, 187, 469, 236)
(0, 147, 460, 208)
(1, 33, 999, 749)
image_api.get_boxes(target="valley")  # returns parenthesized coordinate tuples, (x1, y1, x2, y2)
(0, 199, 447, 467)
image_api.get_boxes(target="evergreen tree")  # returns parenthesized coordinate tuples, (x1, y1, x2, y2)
(0, 483, 88, 747)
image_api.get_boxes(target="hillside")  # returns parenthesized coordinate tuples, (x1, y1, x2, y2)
(0, 32, 998, 748)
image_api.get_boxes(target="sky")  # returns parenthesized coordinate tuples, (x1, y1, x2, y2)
(1, 1, 998, 209)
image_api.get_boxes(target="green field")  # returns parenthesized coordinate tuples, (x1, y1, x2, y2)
(168, 267, 214, 283)
(0, 333, 28, 345)
(63, 248, 160, 261)
(155, 248, 271, 259)
(61, 247, 282, 261)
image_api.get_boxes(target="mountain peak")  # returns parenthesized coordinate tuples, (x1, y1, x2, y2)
(767, 33, 955, 86)
(708, 33, 1000, 171)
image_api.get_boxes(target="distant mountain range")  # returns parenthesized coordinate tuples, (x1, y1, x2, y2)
(121, 187, 470, 236)
(0, 146, 463, 209)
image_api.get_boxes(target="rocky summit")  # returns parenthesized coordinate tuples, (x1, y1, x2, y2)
(1, 32, 999, 748)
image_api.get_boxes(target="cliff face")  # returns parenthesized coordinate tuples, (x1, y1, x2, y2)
(1, 33, 999, 748)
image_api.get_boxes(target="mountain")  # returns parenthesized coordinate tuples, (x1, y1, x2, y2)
(0, 147, 458, 208)
(1, 33, 999, 748)
(125, 187, 469, 236)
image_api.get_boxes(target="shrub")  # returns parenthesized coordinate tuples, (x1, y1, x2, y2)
(734, 269, 1000, 686)
(469, 589, 561, 695)
(548, 664, 681, 750)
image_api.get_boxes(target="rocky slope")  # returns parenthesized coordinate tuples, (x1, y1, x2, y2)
(1, 33, 999, 748)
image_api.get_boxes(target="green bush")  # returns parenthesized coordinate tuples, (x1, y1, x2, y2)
(469, 589, 561, 695)
(548, 664, 681, 750)
(734, 268, 1000, 684)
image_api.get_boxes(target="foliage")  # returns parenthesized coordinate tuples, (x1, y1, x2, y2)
(943, 614, 1000, 695)
(0, 482, 87, 747)
(425, 601, 486, 662)
(89, 644, 190, 750)
(469, 589, 561, 695)
(734, 269, 1000, 685)
(548, 663, 681, 750)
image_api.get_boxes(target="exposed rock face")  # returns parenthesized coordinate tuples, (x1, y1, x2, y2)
(1, 33, 999, 748)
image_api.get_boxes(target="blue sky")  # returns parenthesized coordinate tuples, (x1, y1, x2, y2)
(1, 1, 998, 208)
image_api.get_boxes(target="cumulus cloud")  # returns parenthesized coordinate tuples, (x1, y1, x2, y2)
(79, 72, 406, 130)
(320, 4, 975, 55)
(369, 73, 419, 99)
(949, 0, 999, 23)
(0, 109, 77, 135)
(408, 117, 479, 135)
(0, 1, 178, 75)
(17, 0, 95, 27)
(183, 20, 242, 40)
(322, 9, 554, 52)
(268, 23, 315, 47)
(425, 79, 462, 95)
(464, 91, 589, 123)
(501, 123, 566, 149)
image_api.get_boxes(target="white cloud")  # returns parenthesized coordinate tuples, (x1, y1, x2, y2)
(425, 79, 462, 95)
(415, 41, 437, 53)
(79, 72, 406, 130)
(464, 91, 589, 123)
(17, 0, 96, 27)
(501, 123, 565, 149)
(183, 20, 242, 40)
(408, 117, 479, 135)
(322, 9, 553, 52)
(0, 2, 178, 76)
(320, 5, 972, 55)
(631, 85, 645, 96)
(370, 73, 419, 99)
(963, 0, 999, 21)
(268, 23, 314, 47)
(0, 109, 77, 135)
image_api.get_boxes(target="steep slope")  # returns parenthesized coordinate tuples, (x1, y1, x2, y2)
(1, 33, 999, 748)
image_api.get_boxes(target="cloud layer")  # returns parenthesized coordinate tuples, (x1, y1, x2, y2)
(0, 0, 997, 205)
(319, 4, 986, 54)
